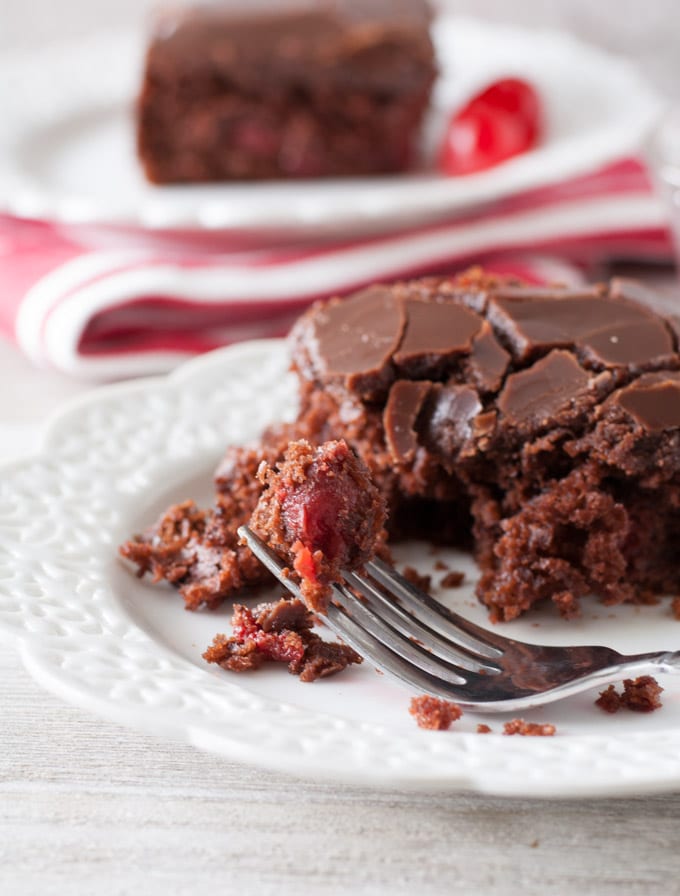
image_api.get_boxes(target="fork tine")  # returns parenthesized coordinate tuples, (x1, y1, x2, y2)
(324, 599, 475, 702)
(343, 569, 501, 674)
(331, 579, 496, 686)
(241, 521, 502, 659)
(239, 526, 677, 712)
(366, 558, 512, 654)
(238, 526, 475, 699)
(241, 521, 494, 671)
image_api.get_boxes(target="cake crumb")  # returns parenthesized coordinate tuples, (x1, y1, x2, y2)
(503, 719, 556, 736)
(476, 723, 492, 734)
(595, 684, 621, 714)
(596, 675, 663, 713)
(622, 676, 663, 711)
(672, 597, 680, 620)
(434, 560, 449, 571)
(409, 695, 462, 730)
(402, 566, 432, 593)
(204, 597, 362, 682)
(530, 839, 539, 849)
(440, 570, 465, 588)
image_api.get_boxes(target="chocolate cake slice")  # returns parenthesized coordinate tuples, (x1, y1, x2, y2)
(121, 269, 680, 623)
(137, 0, 437, 183)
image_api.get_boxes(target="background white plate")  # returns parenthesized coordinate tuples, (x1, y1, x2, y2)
(2, 339, 680, 798)
(0, 17, 661, 236)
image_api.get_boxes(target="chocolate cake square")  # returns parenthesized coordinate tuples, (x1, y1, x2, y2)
(137, 0, 437, 183)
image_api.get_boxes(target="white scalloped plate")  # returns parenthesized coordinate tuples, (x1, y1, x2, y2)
(0, 16, 661, 235)
(3, 339, 680, 797)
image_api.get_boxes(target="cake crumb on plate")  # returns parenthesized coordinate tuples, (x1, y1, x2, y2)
(596, 675, 663, 714)
(503, 719, 556, 736)
(409, 695, 462, 730)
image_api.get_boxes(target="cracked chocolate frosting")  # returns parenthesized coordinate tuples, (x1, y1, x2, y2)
(292, 275, 679, 464)
(288, 271, 680, 619)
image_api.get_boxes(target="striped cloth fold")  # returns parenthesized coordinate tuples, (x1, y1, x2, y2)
(0, 158, 672, 380)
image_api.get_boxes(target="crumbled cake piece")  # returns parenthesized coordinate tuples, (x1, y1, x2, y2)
(595, 685, 622, 714)
(596, 675, 663, 713)
(440, 570, 465, 588)
(249, 439, 387, 612)
(402, 566, 432, 593)
(203, 597, 361, 682)
(119, 496, 270, 610)
(622, 676, 664, 712)
(476, 723, 492, 734)
(503, 719, 556, 736)
(409, 695, 462, 730)
(434, 560, 449, 571)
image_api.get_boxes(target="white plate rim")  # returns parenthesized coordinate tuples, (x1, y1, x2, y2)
(0, 16, 663, 235)
(2, 339, 680, 798)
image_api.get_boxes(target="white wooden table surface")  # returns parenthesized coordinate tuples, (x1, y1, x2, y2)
(4, 2, 680, 892)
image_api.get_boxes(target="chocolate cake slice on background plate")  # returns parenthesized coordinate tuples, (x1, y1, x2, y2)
(137, 0, 437, 182)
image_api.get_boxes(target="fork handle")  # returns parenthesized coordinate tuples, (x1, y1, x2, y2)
(621, 650, 680, 675)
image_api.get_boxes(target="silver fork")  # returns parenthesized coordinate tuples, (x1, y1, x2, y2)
(239, 526, 680, 712)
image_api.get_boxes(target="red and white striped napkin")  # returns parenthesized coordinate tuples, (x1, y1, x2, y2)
(0, 159, 671, 380)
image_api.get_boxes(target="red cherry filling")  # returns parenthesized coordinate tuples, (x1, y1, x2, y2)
(281, 471, 351, 566)
(249, 440, 387, 612)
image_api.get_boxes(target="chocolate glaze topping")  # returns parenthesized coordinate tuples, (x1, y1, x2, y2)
(150, 0, 435, 94)
(295, 285, 406, 399)
(488, 287, 675, 369)
(424, 384, 484, 458)
(292, 277, 680, 451)
(394, 300, 482, 377)
(383, 380, 432, 463)
(498, 350, 594, 426)
(610, 372, 680, 431)
(466, 320, 511, 393)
